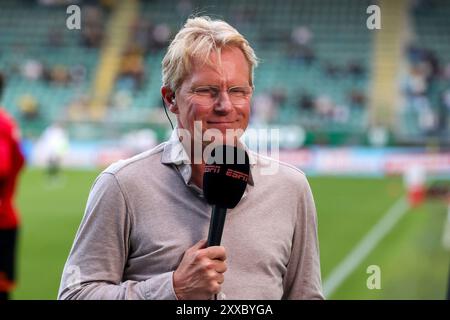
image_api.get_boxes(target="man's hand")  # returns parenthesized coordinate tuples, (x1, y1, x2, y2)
(173, 239, 227, 300)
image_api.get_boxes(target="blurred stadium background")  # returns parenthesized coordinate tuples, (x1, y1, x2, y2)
(1, 0, 449, 299)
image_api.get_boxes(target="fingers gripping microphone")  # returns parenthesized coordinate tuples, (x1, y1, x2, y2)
(203, 145, 250, 247)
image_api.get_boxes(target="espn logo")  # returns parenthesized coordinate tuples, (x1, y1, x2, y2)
(205, 165, 221, 174)
(226, 169, 249, 182)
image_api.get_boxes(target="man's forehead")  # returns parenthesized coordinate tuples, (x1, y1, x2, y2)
(186, 48, 250, 84)
(188, 62, 224, 82)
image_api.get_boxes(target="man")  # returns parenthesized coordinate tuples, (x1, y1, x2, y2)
(37, 122, 69, 184)
(58, 16, 323, 300)
(0, 73, 25, 300)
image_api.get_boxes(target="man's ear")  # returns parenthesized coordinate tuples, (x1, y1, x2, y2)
(161, 86, 178, 114)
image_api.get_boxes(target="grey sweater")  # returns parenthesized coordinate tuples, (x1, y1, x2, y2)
(58, 134, 323, 300)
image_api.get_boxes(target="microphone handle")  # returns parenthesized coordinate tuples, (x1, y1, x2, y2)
(207, 206, 228, 247)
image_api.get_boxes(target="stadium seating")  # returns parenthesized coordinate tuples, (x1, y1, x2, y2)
(400, 0, 450, 141)
(0, 0, 373, 141)
(0, 0, 102, 137)
(4, 0, 447, 145)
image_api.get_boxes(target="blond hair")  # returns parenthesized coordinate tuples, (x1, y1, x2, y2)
(161, 16, 258, 91)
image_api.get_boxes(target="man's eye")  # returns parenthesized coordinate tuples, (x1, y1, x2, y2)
(195, 88, 216, 96)
(229, 88, 248, 96)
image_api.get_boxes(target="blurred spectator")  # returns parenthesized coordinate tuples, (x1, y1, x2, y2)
(442, 63, 450, 81)
(348, 89, 367, 109)
(423, 49, 439, 82)
(406, 44, 424, 65)
(251, 92, 276, 124)
(298, 92, 314, 111)
(332, 104, 350, 124)
(405, 45, 440, 94)
(438, 89, 450, 134)
(403, 66, 427, 97)
(314, 94, 334, 118)
(21, 59, 43, 81)
(416, 97, 436, 134)
(291, 26, 312, 47)
(270, 88, 287, 107)
(50, 65, 71, 86)
(99, 0, 116, 11)
(131, 18, 153, 54)
(69, 64, 87, 86)
(17, 94, 39, 120)
(35, 123, 69, 184)
(81, 5, 104, 48)
(129, 19, 173, 55)
(323, 62, 341, 78)
(347, 60, 365, 78)
(117, 46, 145, 92)
(42, 64, 53, 83)
(402, 42, 446, 138)
(288, 26, 315, 65)
(442, 89, 450, 111)
(151, 23, 172, 52)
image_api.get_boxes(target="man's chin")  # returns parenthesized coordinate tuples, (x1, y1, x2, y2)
(203, 125, 245, 145)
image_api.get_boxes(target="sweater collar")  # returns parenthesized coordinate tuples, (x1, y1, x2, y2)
(161, 128, 256, 187)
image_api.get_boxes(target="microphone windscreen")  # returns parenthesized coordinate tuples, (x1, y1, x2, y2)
(203, 145, 250, 208)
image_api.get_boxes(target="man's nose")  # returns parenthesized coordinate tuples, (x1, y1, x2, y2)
(213, 91, 233, 114)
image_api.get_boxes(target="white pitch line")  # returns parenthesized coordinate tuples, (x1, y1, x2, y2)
(323, 196, 409, 298)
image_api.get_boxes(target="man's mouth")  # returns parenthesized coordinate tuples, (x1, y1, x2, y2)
(207, 121, 237, 124)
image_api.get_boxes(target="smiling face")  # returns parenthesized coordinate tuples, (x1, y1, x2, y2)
(162, 46, 252, 146)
